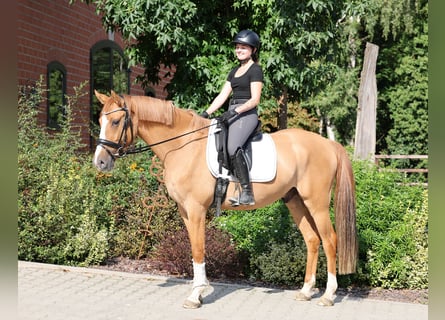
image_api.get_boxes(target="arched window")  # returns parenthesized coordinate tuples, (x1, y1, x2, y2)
(47, 61, 67, 129)
(90, 40, 130, 141)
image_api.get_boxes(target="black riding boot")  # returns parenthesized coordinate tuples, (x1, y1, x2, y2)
(229, 149, 255, 206)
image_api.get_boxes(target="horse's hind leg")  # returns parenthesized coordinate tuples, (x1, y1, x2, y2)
(284, 188, 321, 302)
(178, 204, 209, 309)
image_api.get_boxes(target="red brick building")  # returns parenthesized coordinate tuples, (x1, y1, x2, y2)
(17, 0, 171, 148)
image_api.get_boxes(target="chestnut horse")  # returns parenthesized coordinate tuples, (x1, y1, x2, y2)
(93, 91, 357, 308)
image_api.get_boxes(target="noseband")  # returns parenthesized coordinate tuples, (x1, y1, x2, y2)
(96, 99, 134, 159)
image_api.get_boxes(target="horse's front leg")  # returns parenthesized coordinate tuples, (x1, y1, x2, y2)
(178, 204, 209, 309)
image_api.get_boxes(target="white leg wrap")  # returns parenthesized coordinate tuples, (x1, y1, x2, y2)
(300, 274, 316, 297)
(325, 272, 338, 297)
(192, 261, 208, 288)
(184, 261, 209, 308)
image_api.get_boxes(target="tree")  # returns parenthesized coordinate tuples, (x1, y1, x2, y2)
(74, 0, 346, 121)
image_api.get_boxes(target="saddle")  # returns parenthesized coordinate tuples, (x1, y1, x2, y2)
(207, 120, 277, 216)
(215, 120, 263, 173)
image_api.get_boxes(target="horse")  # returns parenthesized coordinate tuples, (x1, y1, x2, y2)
(93, 90, 358, 308)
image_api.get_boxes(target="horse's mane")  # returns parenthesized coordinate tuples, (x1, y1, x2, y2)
(126, 95, 174, 126)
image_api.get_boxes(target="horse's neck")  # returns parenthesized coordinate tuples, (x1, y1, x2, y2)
(135, 103, 200, 162)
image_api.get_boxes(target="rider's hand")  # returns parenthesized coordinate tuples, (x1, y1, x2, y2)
(218, 109, 238, 123)
(200, 111, 210, 118)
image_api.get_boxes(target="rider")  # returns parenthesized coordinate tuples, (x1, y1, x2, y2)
(201, 30, 263, 206)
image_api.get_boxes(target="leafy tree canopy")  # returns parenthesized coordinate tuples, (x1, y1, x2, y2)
(74, 0, 346, 113)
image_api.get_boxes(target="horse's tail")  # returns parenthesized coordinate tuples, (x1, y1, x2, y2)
(334, 143, 358, 275)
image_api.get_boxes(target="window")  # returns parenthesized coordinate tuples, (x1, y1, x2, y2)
(90, 40, 130, 142)
(47, 61, 67, 129)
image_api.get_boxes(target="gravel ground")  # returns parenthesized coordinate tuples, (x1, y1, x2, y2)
(93, 257, 428, 305)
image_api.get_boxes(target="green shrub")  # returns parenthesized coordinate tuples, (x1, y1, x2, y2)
(215, 201, 294, 256)
(18, 80, 113, 265)
(212, 159, 427, 289)
(251, 230, 327, 286)
(366, 190, 428, 289)
(352, 160, 427, 288)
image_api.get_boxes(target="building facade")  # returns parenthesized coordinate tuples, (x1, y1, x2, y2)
(17, 0, 170, 148)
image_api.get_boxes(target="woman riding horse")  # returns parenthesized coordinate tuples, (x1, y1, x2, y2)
(201, 30, 263, 206)
(93, 87, 357, 309)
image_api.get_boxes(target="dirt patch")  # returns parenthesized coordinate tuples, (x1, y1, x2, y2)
(93, 257, 428, 305)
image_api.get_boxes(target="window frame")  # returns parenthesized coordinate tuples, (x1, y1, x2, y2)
(90, 40, 130, 147)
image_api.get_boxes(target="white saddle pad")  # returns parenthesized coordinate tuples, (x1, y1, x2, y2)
(206, 120, 277, 182)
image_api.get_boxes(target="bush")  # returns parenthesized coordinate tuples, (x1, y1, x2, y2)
(211, 159, 427, 289)
(366, 190, 428, 289)
(215, 201, 294, 256)
(151, 226, 245, 279)
(18, 79, 113, 266)
(251, 230, 327, 286)
(352, 160, 427, 289)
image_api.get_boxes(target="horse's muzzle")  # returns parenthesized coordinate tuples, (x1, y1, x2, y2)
(93, 146, 115, 172)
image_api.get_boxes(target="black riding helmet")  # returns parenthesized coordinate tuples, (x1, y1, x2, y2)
(233, 30, 260, 51)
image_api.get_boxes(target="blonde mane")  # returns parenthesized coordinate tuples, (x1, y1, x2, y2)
(126, 95, 174, 126)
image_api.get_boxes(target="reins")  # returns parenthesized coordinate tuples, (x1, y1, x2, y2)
(97, 95, 218, 158)
(97, 103, 217, 158)
(123, 122, 217, 156)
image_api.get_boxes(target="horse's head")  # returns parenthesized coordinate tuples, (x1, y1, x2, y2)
(93, 90, 135, 172)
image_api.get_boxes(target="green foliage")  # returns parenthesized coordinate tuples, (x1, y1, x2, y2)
(74, 0, 346, 111)
(365, 190, 428, 289)
(18, 79, 111, 265)
(301, 67, 359, 144)
(75, 0, 428, 155)
(364, 0, 428, 156)
(379, 14, 428, 156)
(251, 230, 327, 287)
(352, 160, 427, 289)
(213, 201, 328, 286)
(215, 201, 294, 255)
(261, 101, 320, 133)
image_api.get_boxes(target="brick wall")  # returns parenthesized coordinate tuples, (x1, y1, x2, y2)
(17, 0, 170, 147)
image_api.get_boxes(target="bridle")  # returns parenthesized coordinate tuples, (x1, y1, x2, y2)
(96, 104, 134, 159)
(96, 97, 217, 159)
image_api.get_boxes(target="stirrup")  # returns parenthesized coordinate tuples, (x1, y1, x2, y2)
(229, 196, 241, 207)
(228, 181, 242, 206)
(229, 190, 255, 206)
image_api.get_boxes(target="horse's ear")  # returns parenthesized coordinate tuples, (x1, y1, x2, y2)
(110, 90, 120, 100)
(95, 90, 109, 104)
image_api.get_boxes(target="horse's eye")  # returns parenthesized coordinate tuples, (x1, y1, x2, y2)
(111, 119, 120, 126)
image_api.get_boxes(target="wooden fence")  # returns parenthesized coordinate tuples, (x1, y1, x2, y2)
(374, 154, 428, 186)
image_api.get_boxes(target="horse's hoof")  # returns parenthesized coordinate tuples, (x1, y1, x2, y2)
(182, 296, 202, 309)
(295, 291, 312, 301)
(317, 296, 334, 306)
